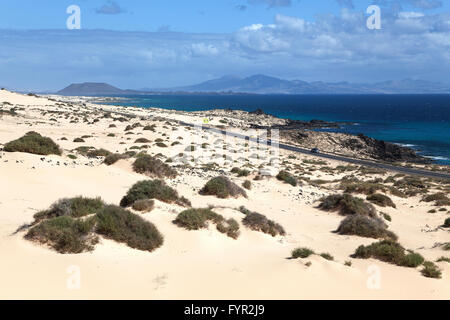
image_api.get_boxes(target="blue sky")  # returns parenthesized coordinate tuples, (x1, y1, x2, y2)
(0, 0, 449, 91)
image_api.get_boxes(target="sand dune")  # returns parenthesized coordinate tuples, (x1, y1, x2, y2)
(0, 89, 449, 299)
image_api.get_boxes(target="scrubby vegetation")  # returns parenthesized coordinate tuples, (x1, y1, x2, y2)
(120, 180, 190, 207)
(353, 240, 424, 268)
(242, 210, 285, 237)
(366, 194, 396, 208)
(444, 218, 450, 228)
(340, 182, 385, 195)
(242, 180, 252, 190)
(336, 215, 397, 240)
(86, 148, 112, 158)
(320, 253, 334, 261)
(276, 170, 297, 186)
(25, 216, 98, 254)
(318, 194, 376, 217)
(96, 205, 163, 252)
(132, 155, 177, 178)
(104, 153, 127, 166)
(173, 208, 240, 239)
(33, 197, 105, 222)
(421, 261, 442, 279)
(291, 247, 314, 259)
(4, 131, 61, 156)
(231, 167, 250, 177)
(131, 199, 155, 213)
(200, 176, 247, 199)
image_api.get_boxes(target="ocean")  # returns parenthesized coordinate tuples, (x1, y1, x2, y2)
(99, 94, 450, 165)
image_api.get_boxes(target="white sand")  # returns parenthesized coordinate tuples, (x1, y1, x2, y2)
(0, 89, 449, 299)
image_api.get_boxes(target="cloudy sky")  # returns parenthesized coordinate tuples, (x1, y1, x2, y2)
(0, 0, 449, 91)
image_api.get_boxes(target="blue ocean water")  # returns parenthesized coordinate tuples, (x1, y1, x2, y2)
(100, 94, 450, 165)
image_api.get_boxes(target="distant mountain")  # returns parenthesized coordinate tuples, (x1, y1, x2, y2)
(58, 76, 450, 96)
(57, 83, 131, 96)
(154, 75, 450, 94)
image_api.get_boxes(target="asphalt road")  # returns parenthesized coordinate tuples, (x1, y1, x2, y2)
(99, 107, 450, 180)
(177, 120, 450, 180)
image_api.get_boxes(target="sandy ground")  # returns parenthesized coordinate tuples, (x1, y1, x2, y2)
(0, 89, 449, 299)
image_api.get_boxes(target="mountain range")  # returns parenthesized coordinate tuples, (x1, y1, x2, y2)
(56, 75, 450, 96)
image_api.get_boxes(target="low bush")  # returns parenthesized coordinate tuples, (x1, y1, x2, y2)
(422, 192, 449, 203)
(33, 197, 105, 222)
(131, 199, 155, 213)
(4, 131, 62, 156)
(174, 208, 240, 239)
(217, 218, 240, 239)
(86, 148, 112, 158)
(318, 194, 377, 217)
(276, 171, 297, 186)
(336, 215, 397, 240)
(135, 138, 151, 143)
(421, 261, 442, 279)
(104, 153, 127, 166)
(340, 182, 385, 195)
(353, 240, 424, 268)
(200, 176, 247, 199)
(73, 138, 85, 143)
(120, 180, 190, 207)
(366, 193, 396, 208)
(25, 216, 98, 254)
(231, 167, 251, 177)
(320, 253, 334, 261)
(96, 205, 163, 252)
(132, 155, 177, 178)
(444, 218, 450, 228)
(291, 247, 314, 259)
(242, 211, 285, 237)
(242, 180, 252, 190)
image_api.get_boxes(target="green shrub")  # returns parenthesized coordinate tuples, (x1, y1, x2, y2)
(174, 208, 239, 239)
(67, 154, 77, 160)
(336, 215, 397, 240)
(318, 194, 376, 217)
(242, 211, 285, 237)
(25, 216, 98, 254)
(135, 138, 151, 143)
(276, 170, 297, 186)
(156, 142, 168, 148)
(4, 132, 62, 156)
(366, 194, 396, 208)
(381, 212, 392, 222)
(131, 199, 155, 213)
(73, 138, 85, 143)
(132, 154, 177, 178)
(217, 218, 240, 239)
(353, 240, 424, 267)
(320, 253, 334, 261)
(174, 208, 223, 230)
(436, 256, 450, 263)
(291, 247, 314, 259)
(422, 192, 449, 203)
(444, 218, 450, 228)
(96, 205, 163, 252)
(340, 182, 385, 195)
(120, 180, 190, 207)
(231, 167, 250, 177)
(242, 180, 252, 190)
(33, 197, 105, 222)
(200, 176, 247, 199)
(87, 148, 112, 158)
(104, 153, 127, 165)
(421, 261, 442, 279)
